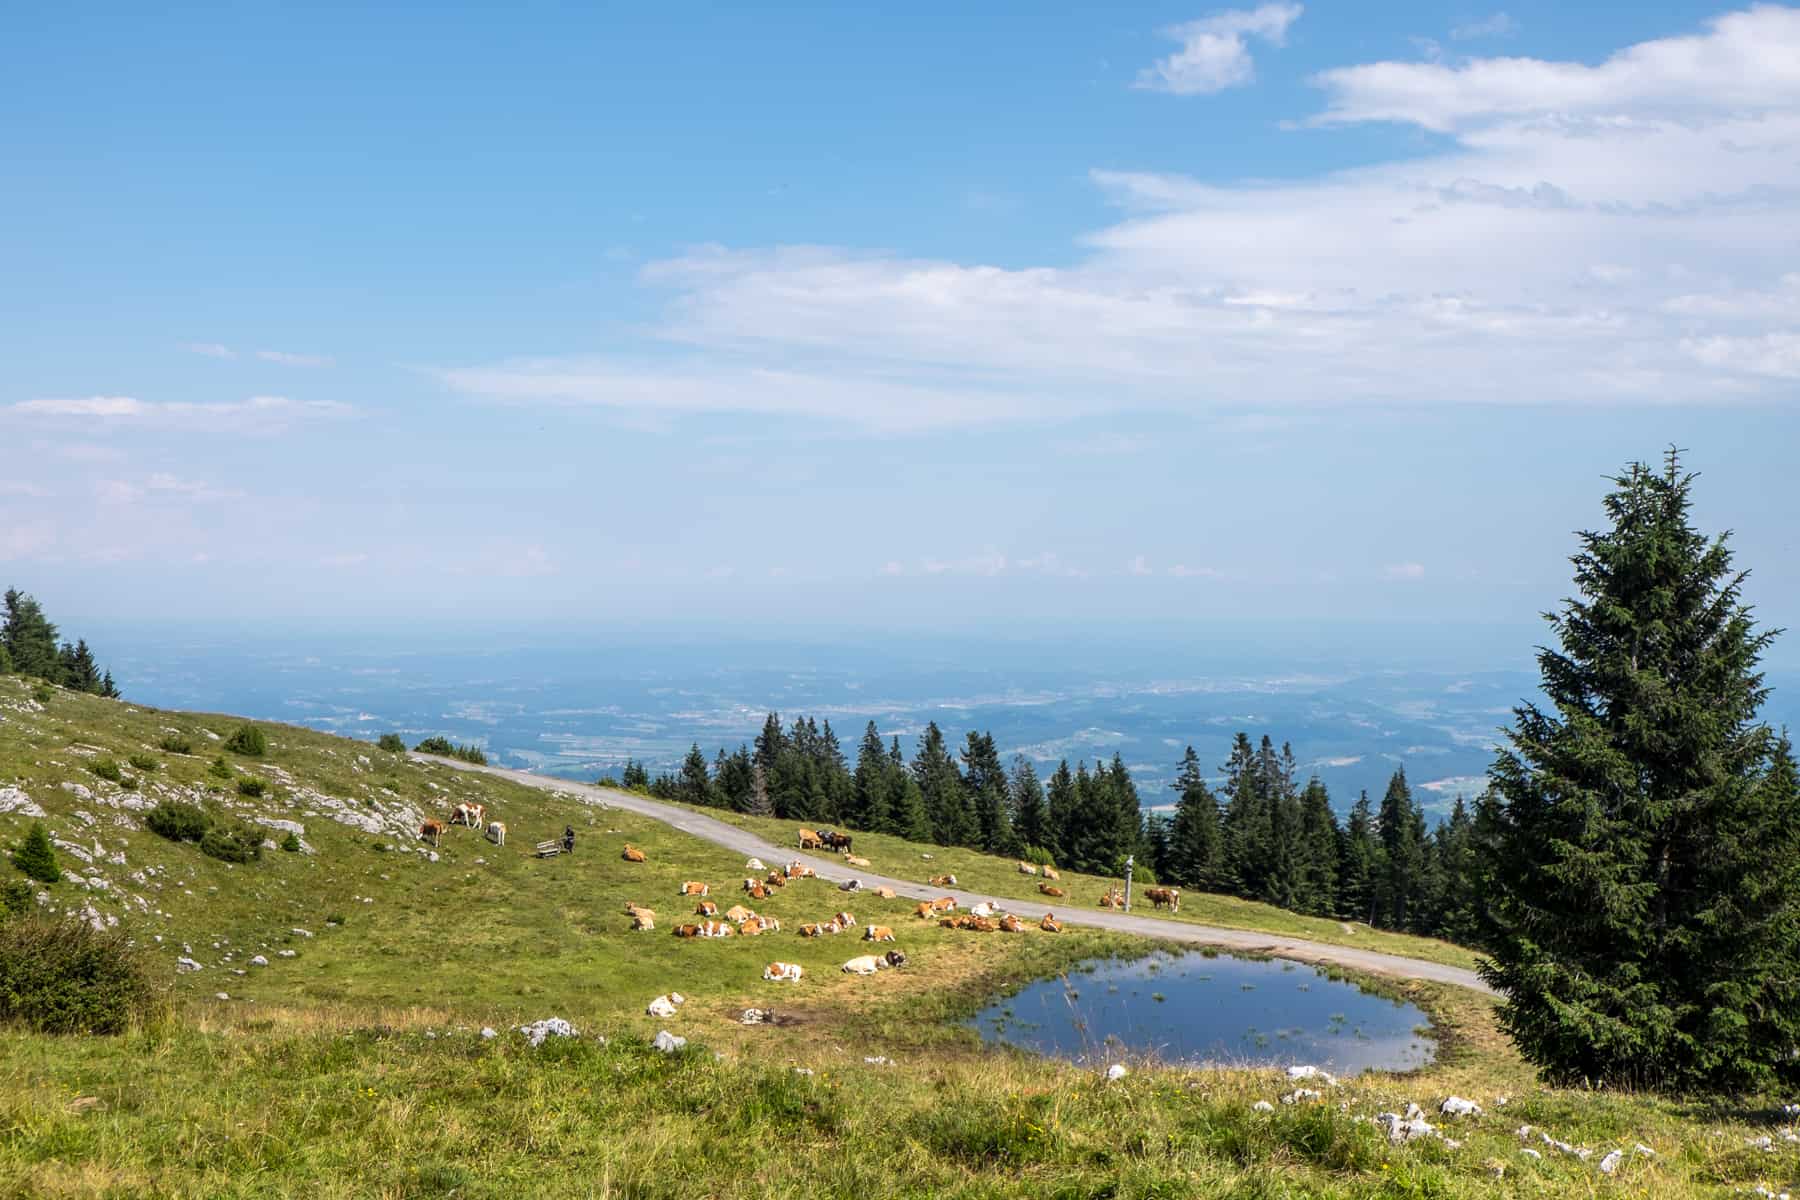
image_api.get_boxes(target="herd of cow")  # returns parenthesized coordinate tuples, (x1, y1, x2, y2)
(418, 802, 506, 849)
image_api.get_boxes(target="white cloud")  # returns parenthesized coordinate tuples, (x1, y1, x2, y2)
(1312, 5, 1800, 130)
(8, 394, 353, 432)
(317, 552, 370, 569)
(707, 565, 735, 578)
(94, 479, 141, 505)
(1450, 12, 1515, 40)
(0, 481, 49, 497)
(877, 560, 905, 576)
(145, 473, 244, 501)
(0, 522, 55, 561)
(183, 342, 235, 359)
(436, 8, 1800, 433)
(1127, 554, 1153, 576)
(256, 350, 334, 368)
(1136, 3, 1304, 95)
(1168, 564, 1229, 579)
(1382, 562, 1427, 581)
(1318, 755, 1364, 767)
(1420, 774, 1489, 795)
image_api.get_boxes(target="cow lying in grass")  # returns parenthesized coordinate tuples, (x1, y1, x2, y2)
(1098, 888, 1124, 909)
(841, 951, 905, 975)
(1039, 883, 1065, 897)
(928, 874, 958, 887)
(785, 862, 815, 879)
(622, 844, 647, 863)
(833, 911, 856, 928)
(1017, 861, 1038, 875)
(844, 854, 871, 867)
(681, 881, 710, 897)
(998, 914, 1024, 933)
(863, 925, 895, 942)
(724, 904, 756, 924)
(1042, 866, 1060, 880)
(695, 900, 719, 917)
(763, 961, 803, 982)
(1040, 913, 1062, 933)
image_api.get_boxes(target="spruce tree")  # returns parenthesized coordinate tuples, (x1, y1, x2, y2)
(1, 590, 60, 680)
(1482, 451, 1800, 1093)
(887, 737, 932, 841)
(1296, 777, 1341, 917)
(13, 820, 59, 883)
(913, 723, 972, 846)
(1044, 759, 1075, 864)
(1431, 796, 1479, 944)
(852, 722, 889, 831)
(1219, 733, 1267, 896)
(1167, 746, 1222, 889)
(961, 731, 1017, 855)
(1010, 757, 1048, 854)
(1376, 768, 1423, 930)
(1338, 791, 1380, 923)
(679, 743, 713, 808)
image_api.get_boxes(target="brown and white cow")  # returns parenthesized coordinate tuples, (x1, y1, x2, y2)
(763, 961, 803, 982)
(739, 916, 768, 936)
(1145, 886, 1181, 912)
(697, 920, 734, 938)
(929, 896, 958, 913)
(1039, 882, 1065, 897)
(450, 802, 486, 828)
(863, 925, 895, 942)
(785, 861, 816, 879)
(695, 899, 719, 917)
(1042, 866, 1061, 880)
(1017, 861, 1038, 876)
(797, 828, 822, 850)
(724, 904, 756, 924)
(915, 901, 935, 919)
(622, 844, 647, 863)
(1040, 913, 1062, 933)
(673, 924, 702, 938)
(632, 910, 656, 931)
(764, 871, 787, 888)
(419, 819, 446, 847)
(680, 881, 710, 897)
(1098, 888, 1124, 909)
(928, 874, 958, 887)
(833, 911, 856, 928)
(998, 913, 1024, 933)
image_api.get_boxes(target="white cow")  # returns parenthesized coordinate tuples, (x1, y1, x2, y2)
(971, 901, 1001, 919)
(485, 821, 506, 846)
(763, 961, 804, 982)
(646, 992, 686, 1018)
(840, 955, 889, 975)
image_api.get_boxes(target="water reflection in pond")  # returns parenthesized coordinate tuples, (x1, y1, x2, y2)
(972, 951, 1435, 1074)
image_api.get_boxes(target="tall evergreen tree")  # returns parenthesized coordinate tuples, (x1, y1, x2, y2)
(1010, 757, 1048, 854)
(1296, 777, 1341, 917)
(887, 737, 932, 841)
(1482, 451, 1800, 1092)
(1044, 758, 1076, 864)
(1431, 795, 1479, 944)
(913, 723, 973, 846)
(851, 722, 889, 831)
(1376, 768, 1424, 930)
(1218, 733, 1266, 896)
(1338, 790, 1381, 924)
(679, 742, 714, 808)
(12, 820, 59, 883)
(961, 732, 1018, 855)
(1, 590, 60, 681)
(1166, 746, 1222, 890)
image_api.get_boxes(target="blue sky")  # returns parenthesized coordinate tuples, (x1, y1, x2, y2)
(3, 2, 1798, 650)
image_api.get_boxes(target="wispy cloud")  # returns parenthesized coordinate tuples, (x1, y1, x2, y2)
(145, 473, 244, 501)
(1382, 562, 1427, 581)
(182, 342, 235, 359)
(1450, 11, 1515, 40)
(0, 481, 50, 497)
(8, 394, 353, 432)
(256, 349, 334, 368)
(1136, 3, 1304, 95)
(1127, 554, 1153, 576)
(1168, 564, 1229, 579)
(317, 552, 370, 569)
(0, 523, 55, 561)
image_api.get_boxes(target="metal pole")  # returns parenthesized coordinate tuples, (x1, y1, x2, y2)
(1124, 855, 1134, 912)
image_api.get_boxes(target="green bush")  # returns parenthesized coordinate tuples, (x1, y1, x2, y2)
(0, 916, 165, 1034)
(224, 724, 267, 757)
(200, 822, 262, 864)
(281, 832, 301, 853)
(90, 758, 123, 783)
(145, 800, 211, 843)
(127, 753, 158, 772)
(413, 736, 487, 765)
(31, 684, 53, 705)
(158, 734, 193, 755)
(207, 755, 233, 781)
(0, 878, 37, 921)
(236, 777, 268, 798)
(377, 733, 406, 754)
(12, 822, 59, 884)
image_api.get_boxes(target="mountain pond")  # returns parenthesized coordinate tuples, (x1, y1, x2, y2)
(971, 950, 1436, 1074)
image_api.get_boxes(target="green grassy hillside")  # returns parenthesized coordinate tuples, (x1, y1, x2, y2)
(3, 676, 1796, 1199)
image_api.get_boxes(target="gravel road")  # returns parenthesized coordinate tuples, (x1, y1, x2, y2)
(430, 757, 1494, 995)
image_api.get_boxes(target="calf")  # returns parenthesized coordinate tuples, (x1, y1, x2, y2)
(764, 871, 787, 888)
(622, 844, 647, 863)
(1040, 913, 1062, 933)
(844, 854, 871, 868)
(863, 925, 895, 942)
(697, 920, 734, 938)
(840, 955, 888, 975)
(632, 910, 656, 932)
(998, 913, 1024, 933)
(872, 886, 896, 899)
(915, 901, 935, 919)
(1098, 888, 1124, 909)
(1039, 883, 1065, 897)
(1017, 861, 1038, 876)
(798, 922, 824, 938)
(673, 923, 702, 939)
(1145, 886, 1181, 912)
(820, 918, 845, 935)
(747, 883, 768, 900)
(970, 901, 999, 919)
(419, 819, 446, 847)
(485, 820, 506, 846)
(833, 911, 857, 928)
(785, 862, 815, 879)
(739, 916, 768, 936)
(680, 881, 710, 897)
(930, 896, 958, 913)
(695, 899, 719, 917)
(724, 904, 756, 924)
(763, 961, 803, 982)
(797, 828, 822, 850)
(1042, 866, 1061, 881)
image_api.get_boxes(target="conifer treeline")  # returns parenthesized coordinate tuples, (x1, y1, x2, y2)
(619, 714, 1484, 943)
(0, 588, 119, 698)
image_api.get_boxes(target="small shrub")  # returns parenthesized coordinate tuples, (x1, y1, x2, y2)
(325, 912, 346, 926)
(12, 822, 59, 884)
(31, 684, 53, 705)
(280, 832, 301, 853)
(224, 724, 267, 757)
(377, 733, 406, 754)
(158, 734, 193, 755)
(207, 755, 233, 781)
(90, 759, 123, 783)
(200, 823, 262, 864)
(236, 777, 268, 798)
(0, 878, 37, 921)
(0, 916, 165, 1034)
(145, 800, 211, 843)
(127, 753, 159, 772)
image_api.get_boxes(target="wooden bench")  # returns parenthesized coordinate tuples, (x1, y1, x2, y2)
(535, 839, 562, 858)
